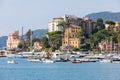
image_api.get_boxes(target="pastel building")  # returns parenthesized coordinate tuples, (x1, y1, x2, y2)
(105, 21, 120, 32)
(62, 25, 81, 48)
(98, 41, 119, 53)
(6, 31, 24, 50)
(114, 22, 120, 32)
(33, 41, 42, 51)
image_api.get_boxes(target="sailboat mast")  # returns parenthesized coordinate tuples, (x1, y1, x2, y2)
(21, 26, 24, 50)
(22, 26, 23, 39)
(30, 29, 32, 51)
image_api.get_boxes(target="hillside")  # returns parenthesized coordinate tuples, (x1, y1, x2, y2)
(0, 36, 7, 49)
(85, 12, 120, 22)
(32, 29, 48, 38)
(0, 29, 48, 49)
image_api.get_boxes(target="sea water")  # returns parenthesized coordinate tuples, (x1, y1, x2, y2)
(0, 57, 120, 80)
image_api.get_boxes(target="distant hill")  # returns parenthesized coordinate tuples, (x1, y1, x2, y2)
(85, 12, 120, 22)
(0, 36, 7, 49)
(0, 29, 48, 49)
(32, 29, 48, 38)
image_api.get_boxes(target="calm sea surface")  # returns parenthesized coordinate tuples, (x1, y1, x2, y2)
(0, 57, 120, 80)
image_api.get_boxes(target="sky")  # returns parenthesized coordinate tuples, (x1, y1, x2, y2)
(0, 0, 120, 36)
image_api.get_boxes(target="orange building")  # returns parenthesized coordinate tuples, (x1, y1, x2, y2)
(6, 31, 24, 50)
(62, 25, 81, 48)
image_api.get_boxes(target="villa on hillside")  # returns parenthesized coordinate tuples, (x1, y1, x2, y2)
(98, 41, 119, 53)
(6, 31, 24, 51)
(62, 25, 81, 48)
(105, 21, 120, 32)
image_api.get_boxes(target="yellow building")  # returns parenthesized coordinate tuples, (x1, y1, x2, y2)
(105, 21, 120, 32)
(114, 22, 120, 32)
(62, 25, 81, 48)
(6, 31, 24, 50)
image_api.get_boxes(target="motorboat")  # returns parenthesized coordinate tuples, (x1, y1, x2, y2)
(56, 58, 69, 62)
(27, 58, 42, 62)
(112, 59, 120, 63)
(7, 60, 17, 64)
(112, 61, 120, 63)
(100, 59, 112, 63)
(6, 53, 15, 58)
(71, 60, 82, 64)
(15, 53, 24, 58)
(21, 51, 34, 58)
(43, 59, 55, 63)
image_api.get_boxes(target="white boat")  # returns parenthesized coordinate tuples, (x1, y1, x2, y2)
(21, 51, 34, 58)
(100, 59, 112, 63)
(43, 59, 55, 63)
(27, 58, 42, 62)
(112, 61, 120, 63)
(7, 60, 17, 64)
(112, 59, 120, 63)
(15, 54, 23, 58)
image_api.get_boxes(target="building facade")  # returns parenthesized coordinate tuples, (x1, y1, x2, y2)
(6, 31, 24, 50)
(33, 41, 42, 51)
(48, 14, 96, 35)
(48, 14, 81, 32)
(48, 17, 64, 32)
(105, 21, 120, 32)
(62, 25, 81, 48)
(82, 18, 96, 35)
(98, 41, 119, 53)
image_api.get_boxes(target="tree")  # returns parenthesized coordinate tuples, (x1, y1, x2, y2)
(20, 29, 33, 51)
(117, 34, 120, 44)
(80, 43, 90, 51)
(72, 47, 80, 51)
(32, 38, 41, 43)
(41, 36, 50, 48)
(46, 31, 62, 50)
(105, 20, 115, 25)
(57, 21, 70, 27)
(78, 28, 85, 37)
(25, 29, 32, 40)
(96, 18, 105, 30)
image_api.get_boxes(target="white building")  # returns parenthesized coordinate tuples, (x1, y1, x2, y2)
(48, 17, 64, 32)
(48, 14, 79, 32)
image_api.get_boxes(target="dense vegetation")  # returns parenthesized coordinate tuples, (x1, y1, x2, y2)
(78, 18, 120, 51)
(17, 17, 120, 52)
(41, 31, 62, 52)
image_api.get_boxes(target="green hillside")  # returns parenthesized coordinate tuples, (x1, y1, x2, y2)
(85, 12, 120, 22)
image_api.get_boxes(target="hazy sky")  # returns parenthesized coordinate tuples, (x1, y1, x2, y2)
(0, 0, 120, 36)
